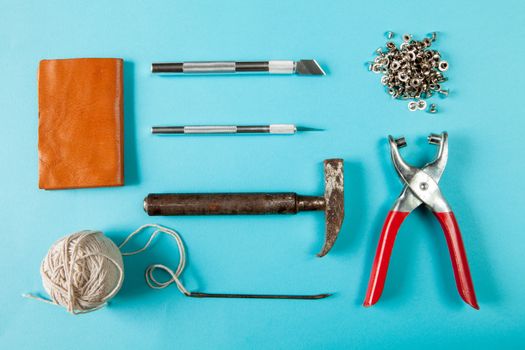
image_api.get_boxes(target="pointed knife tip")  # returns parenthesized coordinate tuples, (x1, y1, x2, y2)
(315, 60, 327, 76)
(310, 60, 326, 75)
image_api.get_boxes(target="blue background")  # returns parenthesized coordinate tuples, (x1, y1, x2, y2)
(1, 0, 524, 348)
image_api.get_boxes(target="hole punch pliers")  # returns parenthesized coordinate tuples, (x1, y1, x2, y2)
(364, 132, 479, 309)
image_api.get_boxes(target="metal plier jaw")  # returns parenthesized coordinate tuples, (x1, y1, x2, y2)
(364, 132, 479, 309)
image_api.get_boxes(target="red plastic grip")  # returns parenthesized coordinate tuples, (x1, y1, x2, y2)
(434, 211, 479, 309)
(363, 210, 409, 307)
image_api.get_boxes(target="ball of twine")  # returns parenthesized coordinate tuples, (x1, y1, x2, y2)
(25, 224, 190, 315)
(40, 230, 124, 314)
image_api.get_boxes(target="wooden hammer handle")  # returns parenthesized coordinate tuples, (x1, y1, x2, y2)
(145, 193, 305, 216)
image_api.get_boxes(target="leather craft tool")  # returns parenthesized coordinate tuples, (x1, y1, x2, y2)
(186, 292, 329, 299)
(151, 124, 322, 135)
(151, 59, 325, 75)
(144, 159, 344, 257)
(363, 132, 478, 309)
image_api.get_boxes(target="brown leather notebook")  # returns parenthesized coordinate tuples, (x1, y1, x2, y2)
(38, 58, 124, 189)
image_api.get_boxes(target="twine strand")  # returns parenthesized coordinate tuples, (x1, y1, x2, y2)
(119, 224, 190, 295)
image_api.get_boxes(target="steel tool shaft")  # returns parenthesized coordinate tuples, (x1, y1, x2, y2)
(187, 292, 331, 300)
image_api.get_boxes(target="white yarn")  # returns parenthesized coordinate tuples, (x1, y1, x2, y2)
(24, 224, 190, 315)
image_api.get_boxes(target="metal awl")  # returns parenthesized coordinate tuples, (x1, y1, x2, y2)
(186, 292, 331, 300)
(151, 124, 322, 135)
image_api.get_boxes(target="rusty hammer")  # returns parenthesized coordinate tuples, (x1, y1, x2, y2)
(144, 159, 344, 257)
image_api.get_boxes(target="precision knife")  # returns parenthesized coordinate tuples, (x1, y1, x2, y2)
(151, 60, 325, 75)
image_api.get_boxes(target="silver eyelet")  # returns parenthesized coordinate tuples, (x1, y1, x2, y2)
(438, 60, 449, 72)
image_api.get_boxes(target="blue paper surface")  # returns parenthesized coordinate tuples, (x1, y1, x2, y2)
(1, 0, 524, 348)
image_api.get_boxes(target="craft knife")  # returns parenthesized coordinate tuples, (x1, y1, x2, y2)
(151, 60, 325, 75)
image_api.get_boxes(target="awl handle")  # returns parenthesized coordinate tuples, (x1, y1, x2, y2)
(144, 193, 325, 216)
(151, 124, 297, 135)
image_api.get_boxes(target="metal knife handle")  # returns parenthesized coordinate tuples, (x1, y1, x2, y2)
(268, 124, 296, 134)
(152, 126, 245, 134)
(235, 125, 296, 134)
(235, 62, 269, 72)
(151, 60, 295, 74)
(184, 126, 237, 134)
(144, 193, 301, 215)
(151, 125, 296, 135)
(151, 126, 184, 134)
(151, 63, 183, 73)
(151, 62, 234, 73)
(183, 62, 236, 73)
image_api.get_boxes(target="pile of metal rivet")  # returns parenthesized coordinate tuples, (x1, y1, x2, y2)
(367, 32, 449, 113)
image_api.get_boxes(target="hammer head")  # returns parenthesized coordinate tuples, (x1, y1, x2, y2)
(318, 159, 344, 257)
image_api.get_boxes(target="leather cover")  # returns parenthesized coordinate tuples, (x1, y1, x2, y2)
(38, 58, 124, 189)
